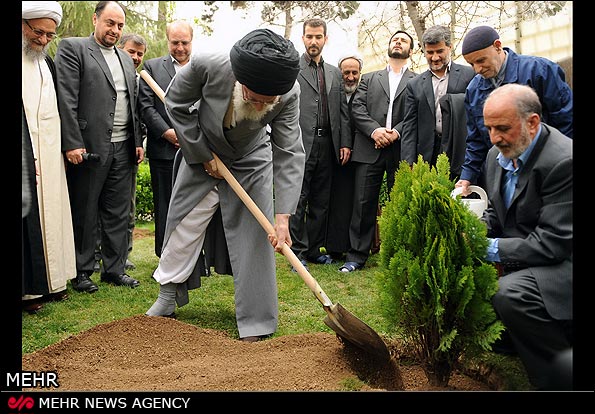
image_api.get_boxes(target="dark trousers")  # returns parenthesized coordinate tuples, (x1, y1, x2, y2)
(290, 135, 333, 261)
(346, 149, 396, 265)
(95, 163, 137, 263)
(325, 160, 355, 256)
(492, 271, 573, 390)
(149, 158, 174, 257)
(68, 140, 134, 276)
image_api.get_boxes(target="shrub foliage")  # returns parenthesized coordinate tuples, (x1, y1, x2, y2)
(135, 160, 154, 222)
(378, 154, 504, 387)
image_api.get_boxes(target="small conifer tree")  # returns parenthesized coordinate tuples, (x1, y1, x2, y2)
(378, 154, 504, 387)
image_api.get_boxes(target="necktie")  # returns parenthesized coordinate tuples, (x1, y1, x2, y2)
(502, 169, 517, 209)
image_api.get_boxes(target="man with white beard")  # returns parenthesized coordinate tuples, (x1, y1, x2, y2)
(22, 1, 76, 313)
(145, 29, 304, 344)
(325, 53, 363, 261)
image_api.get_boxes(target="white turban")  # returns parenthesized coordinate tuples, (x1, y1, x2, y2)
(22, 1, 63, 27)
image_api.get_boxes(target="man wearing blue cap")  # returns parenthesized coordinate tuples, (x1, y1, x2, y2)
(455, 25, 573, 195)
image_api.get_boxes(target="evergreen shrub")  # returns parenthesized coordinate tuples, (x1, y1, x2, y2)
(135, 160, 154, 221)
(377, 154, 504, 387)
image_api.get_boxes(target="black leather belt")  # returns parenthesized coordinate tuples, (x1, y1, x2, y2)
(315, 128, 329, 137)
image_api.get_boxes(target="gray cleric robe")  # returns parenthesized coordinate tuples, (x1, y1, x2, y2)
(163, 52, 305, 338)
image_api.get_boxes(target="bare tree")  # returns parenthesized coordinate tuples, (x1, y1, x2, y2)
(356, 1, 569, 72)
(230, 1, 359, 38)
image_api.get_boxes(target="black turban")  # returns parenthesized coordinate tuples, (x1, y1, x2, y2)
(230, 29, 300, 96)
(462, 26, 499, 55)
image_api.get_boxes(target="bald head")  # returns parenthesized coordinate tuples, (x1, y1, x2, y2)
(484, 84, 542, 159)
(484, 84, 542, 120)
(167, 20, 193, 65)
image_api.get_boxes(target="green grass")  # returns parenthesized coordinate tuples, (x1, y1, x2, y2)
(21, 220, 531, 390)
(22, 221, 393, 354)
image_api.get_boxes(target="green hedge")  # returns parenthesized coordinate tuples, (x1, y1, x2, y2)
(135, 160, 154, 221)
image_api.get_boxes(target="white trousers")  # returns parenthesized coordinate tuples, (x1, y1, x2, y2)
(152, 187, 219, 284)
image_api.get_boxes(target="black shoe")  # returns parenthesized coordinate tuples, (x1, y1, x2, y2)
(22, 299, 44, 314)
(124, 259, 136, 271)
(44, 291, 69, 302)
(312, 254, 333, 264)
(72, 272, 99, 293)
(101, 273, 140, 288)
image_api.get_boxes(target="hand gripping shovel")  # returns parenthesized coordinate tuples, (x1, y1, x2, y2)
(140, 70, 390, 361)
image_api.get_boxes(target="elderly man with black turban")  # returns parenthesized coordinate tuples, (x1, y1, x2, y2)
(145, 29, 304, 343)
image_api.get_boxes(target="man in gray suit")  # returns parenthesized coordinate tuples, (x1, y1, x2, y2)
(145, 29, 303, 343)
(339, 30, 417, 272)
(482, 84, 572, 390)
(401, 25, 475, 180)
(55, 1, 144, 292)
(290, 18, 351, 267)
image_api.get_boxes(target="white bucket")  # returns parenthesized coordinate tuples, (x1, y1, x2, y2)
(450, 185, 488, 218)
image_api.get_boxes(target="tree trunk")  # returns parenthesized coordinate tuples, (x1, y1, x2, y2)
(423, 359, 453, 387)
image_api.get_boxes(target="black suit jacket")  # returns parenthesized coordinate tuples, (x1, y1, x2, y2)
(350, 66, 417, 164)
(138, 55, 179, 160)
(400, 62, 475, 170)
(297, 54, 351, 162)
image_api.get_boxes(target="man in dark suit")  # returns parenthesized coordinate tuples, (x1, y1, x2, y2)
(339, 30, 417, 272)
(401, 25, 475, 180)
(139, 20, 231, 276)
(482, 84, 572, 390)
(139, 20, 191, 258)
(93, 32, 146, 274)
(55, 1, 144, 292)
(290, 18, 351, 267)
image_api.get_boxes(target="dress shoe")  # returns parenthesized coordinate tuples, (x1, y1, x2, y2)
(72, 272, 99, 293)
(312, 254, 333, 264)
(101, 273, 140, 288)
(339, 261, 363, 273)
(22, 300, 43, 314)
(46, 291, 69, 302)
(124, 259, 136, 271)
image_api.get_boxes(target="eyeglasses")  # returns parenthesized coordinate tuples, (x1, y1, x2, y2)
(23, 19, 57, 40)
(242, 85, 279, 106)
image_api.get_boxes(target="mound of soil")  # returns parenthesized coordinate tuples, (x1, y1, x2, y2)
(22, 315, 491, 391)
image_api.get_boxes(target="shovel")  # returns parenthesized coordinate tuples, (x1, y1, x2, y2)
(140, 70, 391, 361)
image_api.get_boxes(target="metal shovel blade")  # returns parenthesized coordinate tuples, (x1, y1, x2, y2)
(323, 303, 390, 361)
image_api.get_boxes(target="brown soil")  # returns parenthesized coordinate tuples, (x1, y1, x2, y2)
(21, 315, 491, 391)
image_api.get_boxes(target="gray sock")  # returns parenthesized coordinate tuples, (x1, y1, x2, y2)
(145, 283, 177, 316)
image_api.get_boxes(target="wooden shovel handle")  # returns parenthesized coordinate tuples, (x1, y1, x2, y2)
(139, 70, 333, 308)
(211, 153, 333, 307)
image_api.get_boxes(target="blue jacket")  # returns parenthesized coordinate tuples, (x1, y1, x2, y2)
(461, 47, 573, 184)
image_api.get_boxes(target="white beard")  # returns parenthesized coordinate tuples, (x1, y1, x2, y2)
(232, 82, 278, 123)
(22, 33, 48, 61)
